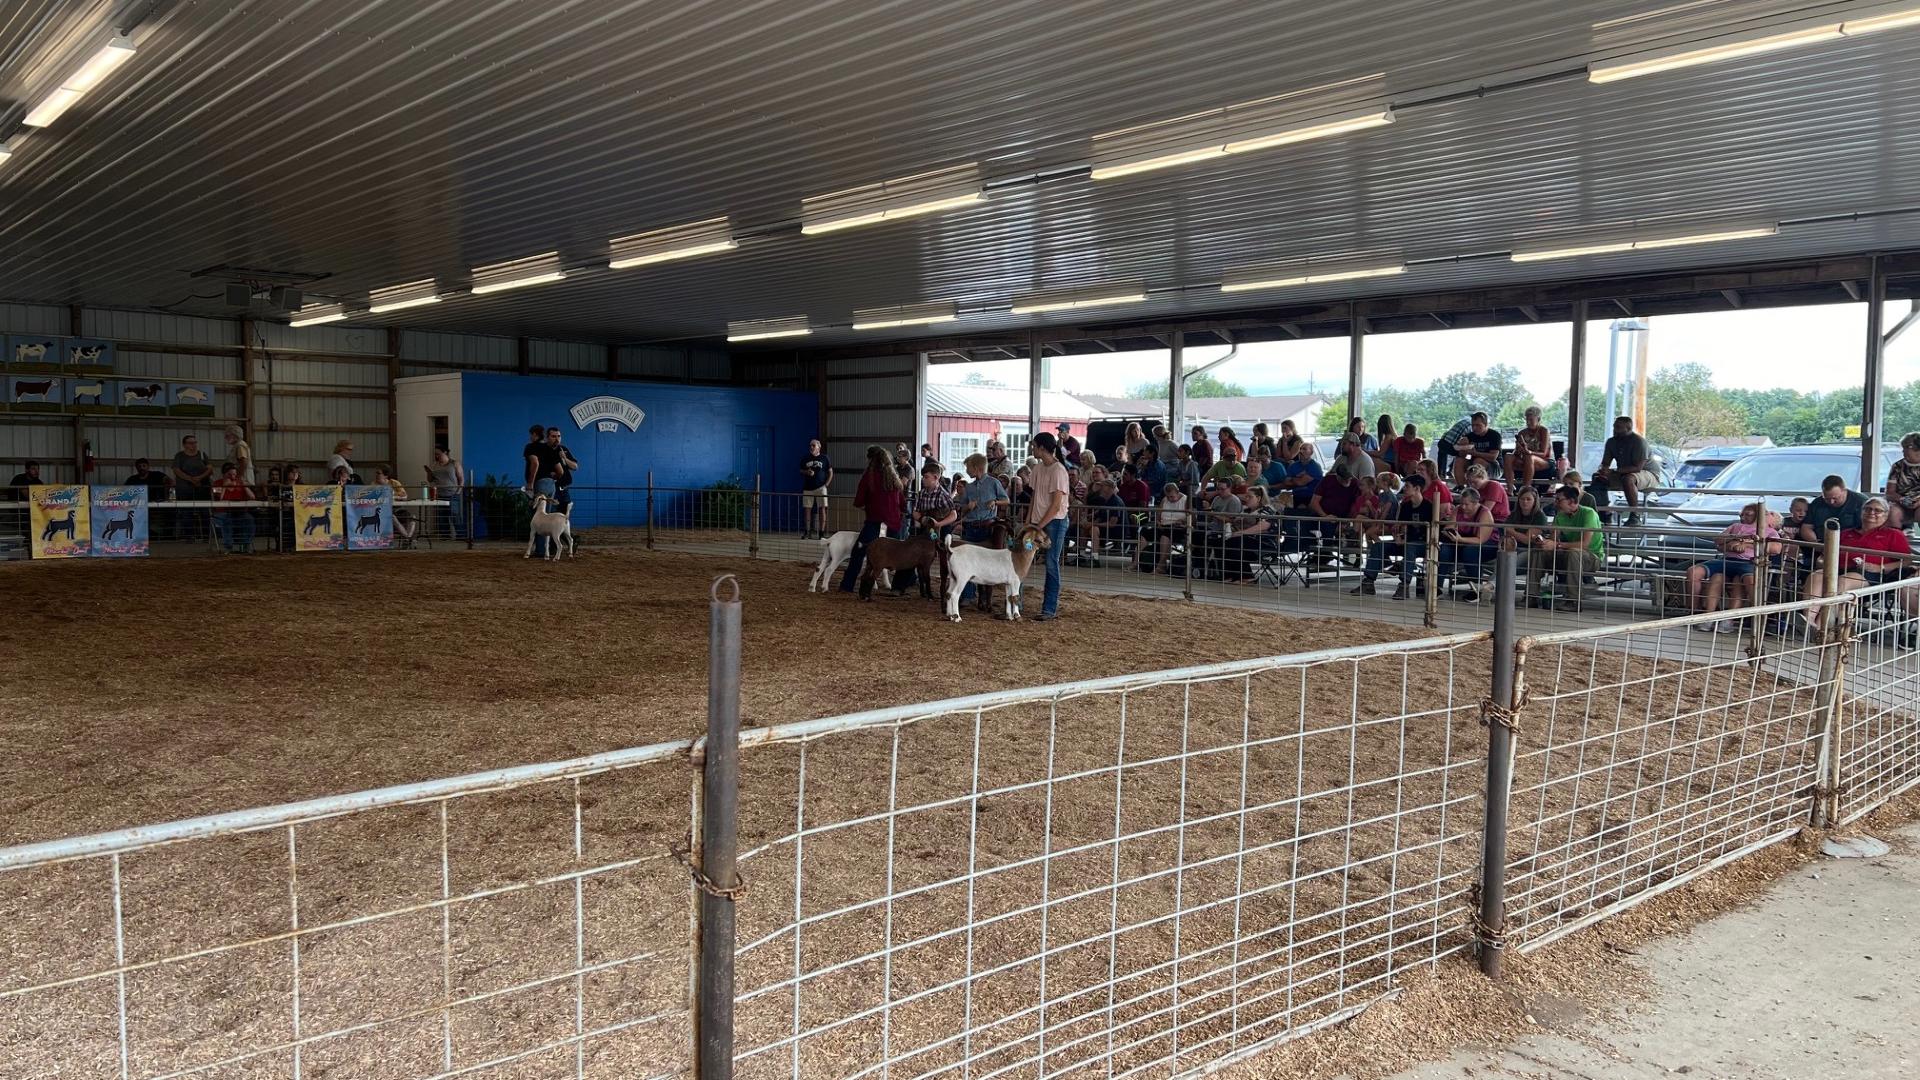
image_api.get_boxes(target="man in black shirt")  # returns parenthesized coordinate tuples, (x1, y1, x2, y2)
(1353, 475, 1436, 599)
(1801, 474, 1865, 544)
(7, 459, 41, 500)
(1449, 412, 1504, 485)
(522, 424, 550, 494)
(124, 458, 171, 502)
(801, 439, 833, 539)
(540, 426, 579, 506)
(1589, 416, 1656, 526)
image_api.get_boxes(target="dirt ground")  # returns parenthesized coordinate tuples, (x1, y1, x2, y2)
(0, 548, 1895, 1080)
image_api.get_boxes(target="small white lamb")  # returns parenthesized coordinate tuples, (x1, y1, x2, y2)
(943, 525, 1050, 622)
(808, 526, 888, 592)
(525, 495, 575, 561)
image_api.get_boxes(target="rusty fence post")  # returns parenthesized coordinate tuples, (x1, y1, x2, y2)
(1747, 498, 1770, 655)
(1810, 523, 1852, 828)
(1424, 513, 1441, 629)
(1477, 543, 1520, 977)
(693, 575, 742, 1079)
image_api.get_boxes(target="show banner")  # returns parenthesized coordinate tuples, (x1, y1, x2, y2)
(29, 484, 91, 559)
(89, 486, 149, 557)
(343, 485, 394, 551)
(293, 485, 344, 552)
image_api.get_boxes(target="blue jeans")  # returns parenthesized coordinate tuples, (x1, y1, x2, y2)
(1364, 541, 1417, 585)
(959, 521, 996, 602)
(1041, 518, 1068, 615)
(1442, 542, 1488, 580)
(215, 512, 254, 552)
(444, 494, 465, 539)
(839, 520, 885, 593)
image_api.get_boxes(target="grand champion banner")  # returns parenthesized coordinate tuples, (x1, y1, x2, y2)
(88, 486, 149, 557)
(343, 485, 393, 551)
(29, 484, 91, 559)
(292, 485, 344, 552)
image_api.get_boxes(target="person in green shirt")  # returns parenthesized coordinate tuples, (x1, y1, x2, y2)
(1203, 446, 1249, 485)
(1527, 485, 1605, 611)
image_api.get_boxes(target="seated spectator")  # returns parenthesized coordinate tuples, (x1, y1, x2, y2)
(1057, 424, 1083, 467)
(1587, 416, 1656, 525)
(1275, 419, 1305, 463)
(1344, 416, 1378, 454)
(986, 437, 1012, 480)
(1439, 486, 1497, 600)
(1802, 474, 1866, 546)
(1198, 483, 1243, 578)
(1221, 485, 1279, 584)
(1203, 446, 1248, 486)
(1250, 422, 1277, 460)
(1297, 461, 1359, 559)
(1276, 441, 1323, 506)
(1135, 445, 1168, 493)
(212, 462, 255, 553)
(1122, 422, 1150, 460)
(1777, 497, 1812, 575)
(1805, 498, 1913, 625)
(1464, 464, 1510, 522)
(1389, 424, 1425, 474)
(1250, 447, 1285, 489)
(1190, 426, 1214, 471)
(1527, 485, 1605, 612)
(1505, 486, 1550, 547)
(1376, 471, 1403, 515)
(1413, 459, 1453, 510)
(1506, 406, 1555, 487)
(374, 466, 419, 545)
(1448, 412, 1504, 485)
(1174, 444, 1202, 495)
(1353, 475, 1434, 598)
(1339, 433, 1376, 480)
(1217, 426, 1246, 464)
(1352, 475, 1390, 545)
(1688, 504, 1781, 632)
(1008, 473, 1030, 514)
(1117, 463, 1150, 509)
(1141, 482, 1189, 574)
(1151, 425, 1178, 466)
(1888, 432, 1920, 528)
(1371, 415, 1397, 469)
(1073, 478, 1125, 564)
(1434, 416, 1473, 478)
(330, 464, 351, 485)
(1558, 470, 1600, 511)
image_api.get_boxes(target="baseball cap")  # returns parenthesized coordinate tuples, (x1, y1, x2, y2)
(1055, 422, 1070, 432)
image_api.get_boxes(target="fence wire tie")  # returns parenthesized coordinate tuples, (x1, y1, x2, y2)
(1479, 697, 1521, 737)
(1464, 881, 1507, 953)
(670, 839, 747, 902)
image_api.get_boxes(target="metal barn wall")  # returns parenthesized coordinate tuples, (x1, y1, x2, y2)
(816, 353, 918, 496)
(615, 344, 732, 382)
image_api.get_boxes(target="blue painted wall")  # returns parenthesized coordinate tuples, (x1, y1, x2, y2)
(460, 372, 819, 529)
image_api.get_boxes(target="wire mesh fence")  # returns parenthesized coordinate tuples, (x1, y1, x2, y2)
(4, 565, 1918, 1079)
(0, 744, 700, 1080)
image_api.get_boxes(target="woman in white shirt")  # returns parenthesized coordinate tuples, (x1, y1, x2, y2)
(327, 440, 357, 482)
(1142, 482, 1189, 574)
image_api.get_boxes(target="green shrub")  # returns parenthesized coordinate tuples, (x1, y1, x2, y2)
(695, 476, 750, 531)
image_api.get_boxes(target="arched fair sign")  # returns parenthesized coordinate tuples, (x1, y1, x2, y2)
(570, 396, 646, 433)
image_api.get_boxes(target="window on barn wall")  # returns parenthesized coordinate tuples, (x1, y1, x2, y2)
(1002, 422, 1030, 462)
(939, 432, 985, 477)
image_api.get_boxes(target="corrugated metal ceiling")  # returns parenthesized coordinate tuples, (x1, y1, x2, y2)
(0, 0, 1914, 346)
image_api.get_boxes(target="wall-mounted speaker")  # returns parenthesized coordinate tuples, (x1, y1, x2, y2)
(224, 283, 252, 307)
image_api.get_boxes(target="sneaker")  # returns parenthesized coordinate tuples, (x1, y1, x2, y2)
(1034, 611, 1059, 622)
(1462, 586, 1481, 604)
(1391, 585, 1410, 600)
(1351, 581, 1376, 596)
(1714, 619, 1736, 634)
(1553, 600, 1580, 613)
(1625, 513, 1644, 528)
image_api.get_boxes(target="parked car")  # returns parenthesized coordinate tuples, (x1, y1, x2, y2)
(1651, 445, 1763, 506)
(1662, 444, 1898, 529)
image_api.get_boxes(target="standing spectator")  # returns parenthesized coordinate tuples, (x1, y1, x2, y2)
(521, 423, 548, 493)
(1801, 474, 1865, 545)
(223, 425, 255, 487)
(1390, 424, 1425, 473)
(375, 466, 420, 546)
(1217, 426, 1245, 463)
(1026, 432, 1072, 621)
(424, 447, 466, 540)
(800, 438, 833, 539)
(544, 427, 581, 509)
(1884, 432, 1920, 528)
(1439, 486, 1497, 599)
(1448, 412, 1503, 485)
(172, 435, 213, 541)
(953, 453, 1008, 606)
(838, 446, 906, 594)
(1588, 416, 1656, 526)
(327, 439, 359, 483)
(1122, 422, 1150, 460)
(212, 462, 255, 553)
(1189, 426, 1214, 471)
(1464, 464, 1510, 522)
(1056, 424, 1082, 469)
(1153, 425, 1179, 468)
(1374, 415, 1396, 461)
(1528, 485, 1605, 612)
(986, 436, 1013, 480)
(919, 443, 940, 477)
(1506, 406, 1554, 487)
(1174, 444, 1202, 495)
(1353, 475, 1434, 598)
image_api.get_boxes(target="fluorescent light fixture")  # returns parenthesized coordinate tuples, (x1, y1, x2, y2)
(368, 279, 441, 313)
(1221, 106, 1396, 155)
(608, 217, 737, 269)
(1589, 22, 1844, 83)
(802, 192, 984, 235)
(1091, 105, 1393, 180)
(727, 316, 811, 342)
(1511, 224, 1777, 262)
(800, 165, 985, 235)
(469, 252, 566, 295)
(1009, 284, 1149, 315)
(288, 303, 349, 328)
(24, 35, 135, 127)
(851, 300, 960, 331)
(1221, 260, 1405, 293)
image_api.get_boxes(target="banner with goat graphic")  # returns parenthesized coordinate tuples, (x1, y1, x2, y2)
(292, 485, 344, 552)
(88, 486, 149, 557)
(29, 485, 91, 559)
(343, 485, 393, 551)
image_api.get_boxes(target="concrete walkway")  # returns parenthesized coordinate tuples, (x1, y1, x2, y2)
(1381, 824, 1920, 1080)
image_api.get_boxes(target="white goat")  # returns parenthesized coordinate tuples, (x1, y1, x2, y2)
(943, 525, 1050, 622)
(524, 495, 575, 561)
(807, 526, 888, 592)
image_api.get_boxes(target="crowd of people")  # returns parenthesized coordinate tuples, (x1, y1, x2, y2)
(812, 413, 1920, 628)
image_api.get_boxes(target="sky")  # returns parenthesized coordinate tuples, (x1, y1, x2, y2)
(931, 301, 1920, 403)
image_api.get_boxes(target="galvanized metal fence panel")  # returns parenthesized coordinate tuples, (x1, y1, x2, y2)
(1835, 578, 1920, 825)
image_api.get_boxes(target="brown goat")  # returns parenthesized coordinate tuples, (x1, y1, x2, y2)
(858, 533, 948, 601)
